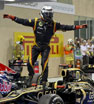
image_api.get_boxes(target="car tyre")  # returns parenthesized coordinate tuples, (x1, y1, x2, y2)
(38, 94, 64, 104)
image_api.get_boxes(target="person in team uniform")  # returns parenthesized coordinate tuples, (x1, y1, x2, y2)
(64, 39, 74, 66)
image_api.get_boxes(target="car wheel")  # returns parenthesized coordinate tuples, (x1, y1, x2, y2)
(38, 94, 64, 104)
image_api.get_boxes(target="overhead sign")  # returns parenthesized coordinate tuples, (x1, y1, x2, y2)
(6, 2, 75, 14)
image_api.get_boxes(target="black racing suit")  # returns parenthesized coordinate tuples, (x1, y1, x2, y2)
(13, 17, 76, 82)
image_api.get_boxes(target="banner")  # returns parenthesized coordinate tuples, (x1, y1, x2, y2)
(14, 32, 64, 60)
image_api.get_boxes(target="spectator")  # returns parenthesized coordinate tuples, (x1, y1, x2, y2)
(80, 40, 88, 65)
(87, 41, 94, 64)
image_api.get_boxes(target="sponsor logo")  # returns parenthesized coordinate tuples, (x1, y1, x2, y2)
(37, 89, 56, 98)
(39, 22, 43, 27)
(0, 80, 12, 94)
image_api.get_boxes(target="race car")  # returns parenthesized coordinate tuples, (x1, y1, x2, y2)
(0, 62, 41, 97)
(0, 63, 16, 97)
(0, 67, 94, 104)
(0, 80, 75, 104)
(60, 68, 94, 104)
(61, 68, 94, 86)
(66, 81, 94, 104)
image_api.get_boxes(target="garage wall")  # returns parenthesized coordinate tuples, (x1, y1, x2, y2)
(73, 0, 94, 18)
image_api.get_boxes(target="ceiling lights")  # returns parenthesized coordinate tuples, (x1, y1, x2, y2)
(4, 0, 15, 1)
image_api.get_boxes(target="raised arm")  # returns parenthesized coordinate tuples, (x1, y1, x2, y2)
(3, 14, 34, 27)
(55, 22, 87, 31)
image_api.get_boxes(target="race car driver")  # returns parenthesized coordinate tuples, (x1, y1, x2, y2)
(3, 6, 87, 86)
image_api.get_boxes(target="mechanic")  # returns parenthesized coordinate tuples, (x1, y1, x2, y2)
(3, 6, 87, 86)
(64, 39, 74, 67)
(13, 35, 24, 60)
(9, 35, 25, 79)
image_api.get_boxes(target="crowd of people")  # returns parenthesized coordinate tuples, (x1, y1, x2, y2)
(64, 37, 94, 68)
(75, 37, 94, 65)
(72, 37, 94, 67)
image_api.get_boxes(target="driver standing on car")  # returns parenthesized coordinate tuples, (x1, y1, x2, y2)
(3, 6, 87, 86)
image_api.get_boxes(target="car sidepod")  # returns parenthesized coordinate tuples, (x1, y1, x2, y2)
(76, 88, 94, 104)
(83, 90, 94, 104)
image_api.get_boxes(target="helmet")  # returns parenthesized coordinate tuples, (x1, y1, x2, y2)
(17, 35, 24, 43)
(68, 39, 73, 44)
(40, 6, 53, 21)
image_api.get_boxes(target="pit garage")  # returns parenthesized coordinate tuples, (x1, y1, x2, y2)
(0, 0, 94, 104)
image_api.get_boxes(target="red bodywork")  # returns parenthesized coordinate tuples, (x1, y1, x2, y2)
(0, 63, 16, 74)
